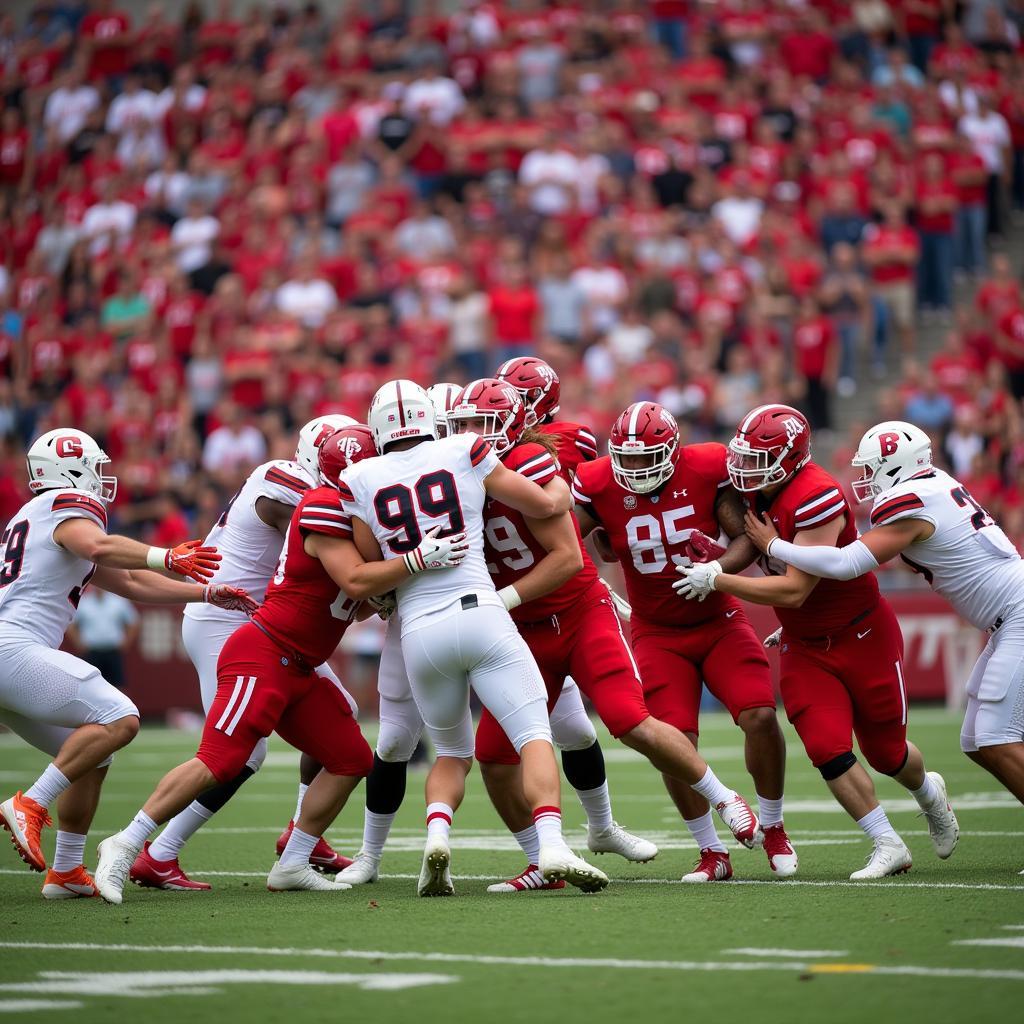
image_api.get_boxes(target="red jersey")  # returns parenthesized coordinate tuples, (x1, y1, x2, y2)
(743, 462, 880, 640)
(572, 443, 740, 628)
(254, 487, 359, 665)
(485, 441, 599, 623)
(537, 421, 598, 482)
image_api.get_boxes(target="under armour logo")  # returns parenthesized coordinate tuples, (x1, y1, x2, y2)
(673, 490, 688, 499)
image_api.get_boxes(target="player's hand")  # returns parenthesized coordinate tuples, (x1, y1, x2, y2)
(369, 591, 397, 619)
(744, 510, 779, 555)
(684, 529, 727, 564)
(591, 527, 618, 563)
(165, 540, 221, 581)
(763, 627, 783, 649)
(404, 526, 469, 574)
(672, 560, 722, 601)
(600, 579, 632, 620)
(203, 584, 258, 615)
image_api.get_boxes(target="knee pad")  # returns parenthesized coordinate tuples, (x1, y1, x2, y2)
(818, 751, 857, 781)
(376, 714, 423, 764)
(876, 744, 909, 777)
(550, 704, 597, 752)
(245, 736, 268, 773)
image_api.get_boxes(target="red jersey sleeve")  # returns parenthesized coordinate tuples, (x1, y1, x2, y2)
(685, 442, 730, 488)
(792, 485, 847, 530)
(297, 490, 351, 537)
(504, 442, 558, 485)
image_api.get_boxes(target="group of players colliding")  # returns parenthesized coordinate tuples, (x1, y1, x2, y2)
(2, 355, 1022, 905)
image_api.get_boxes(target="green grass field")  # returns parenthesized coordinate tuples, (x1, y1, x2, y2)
(1, 709, 1022, 1023)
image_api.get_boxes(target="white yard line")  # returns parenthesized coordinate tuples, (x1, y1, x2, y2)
(0, 1000, 82, 1013)
(953, 938, 1024, 949)
(725, 948, 850, 958)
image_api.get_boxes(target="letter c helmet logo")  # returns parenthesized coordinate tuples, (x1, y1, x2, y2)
(56, 436, 84, 458)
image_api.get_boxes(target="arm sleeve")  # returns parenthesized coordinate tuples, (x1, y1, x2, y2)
(766, 537, 879, 581)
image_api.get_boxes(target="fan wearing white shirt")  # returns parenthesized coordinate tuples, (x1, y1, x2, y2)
(275, 256, 339, 329)
(170, 198, 221, 275)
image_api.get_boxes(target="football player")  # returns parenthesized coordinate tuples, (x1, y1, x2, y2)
(572, 402, 792, 881)
(744, 420, 1019, 862)
(334, 379, 608, 895)
(0, 428, 253, 899)
(427, 383, 462, 437)
(679, 406, 959, 879)
(133, 415, 358, 890)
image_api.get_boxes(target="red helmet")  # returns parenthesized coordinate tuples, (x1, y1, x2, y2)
(448, 378, 526, 455)
(727, 404, 811, 492)
(609, 402, 680, 494)
(318, 424, 378, 487)
(496, 356, 560, 427)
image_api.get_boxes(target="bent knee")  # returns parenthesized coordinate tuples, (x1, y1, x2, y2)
(108, 714, 140, 747)
(738, 706, 779, 734)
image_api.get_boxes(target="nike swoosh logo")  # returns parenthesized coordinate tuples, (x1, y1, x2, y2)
(152, 867, 177, 878)
(857, 629, 872, 639)
(725, 610, 738, 618)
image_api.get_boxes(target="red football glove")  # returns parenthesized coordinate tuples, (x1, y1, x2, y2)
(165, 540, 221, 582)
(591, 527, 619, 564)
(684, 530, 727, 564)
(203, 584, 258, 615)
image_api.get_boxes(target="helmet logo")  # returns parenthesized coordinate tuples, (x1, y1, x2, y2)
(314, 424, 335, 448)
(338, 436, 363, 460)
(878, 432, 900, 457)
(781, 417, 803, 443)
(56, 436, 84, 458)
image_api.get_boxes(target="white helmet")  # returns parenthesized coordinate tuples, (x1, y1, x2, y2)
(851, 420, 933, 503)
(426, 383, 462, 438)
(296, 415, 357, 478)
(369, 379, 436, 451)
(26, 428, 117, 501)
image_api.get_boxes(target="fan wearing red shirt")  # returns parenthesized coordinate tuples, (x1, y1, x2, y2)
(996, 306, 1024, 397)
(487, 263, 540, 365)
(80, 1, 133, 81)
(915, 153, 958, 312)
(863, 205, 920, 353)
(0, 109, 30, 189)
(793, 297, 838, 430)
(778, 9, 837, 82)
(949, 135, 989, 275)
(573, 402, 794, 882)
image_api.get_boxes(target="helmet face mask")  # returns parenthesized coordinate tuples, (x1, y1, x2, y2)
(609, 402, 680, 494)
(448, 378, 526, 455)
(26, 429, 118, 501)
(726, 405, 811, 493)
(726, 438, 791, 492)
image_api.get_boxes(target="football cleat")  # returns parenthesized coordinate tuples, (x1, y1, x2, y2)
(276, 820, 353, 873)
(921, 772, 959, 860)
(850, 834, 912, 880)
(1, 791, 52, 872)
(714, 794, 763, 849)
(95, 835, 142, 905)
(41, 865, 98, 900)
(587, 823, 658, 863)
(130, 841, 211, 891)
(487, 864, 566, 893)
(267, 860, 351, 892)
(334, 850, 380, 886)
(538, 845, 609, 893)
(681, 849, 733, 883)
(762, 823, 799, 878)
(417, 837, 454, 897)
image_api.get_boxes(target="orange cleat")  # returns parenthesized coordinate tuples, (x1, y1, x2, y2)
(42, 864, 98, 900)
(1, 791, 52, 872)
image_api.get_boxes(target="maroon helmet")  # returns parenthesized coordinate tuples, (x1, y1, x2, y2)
(495, 356, 560, 427)
(448, 378, 527, 454)
(317, 424, 378, 487)
(727, 404, 811, 492)
(609, 402, 680, 494)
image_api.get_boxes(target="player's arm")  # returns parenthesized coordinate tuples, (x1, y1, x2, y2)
(90, 564, 257, 612)
(54, 518, 220, 582)
(484, 462, 570, 518)
(255, 497, 296, 536)
(501, 505, 584, 611)
(713, 485, 759, 573)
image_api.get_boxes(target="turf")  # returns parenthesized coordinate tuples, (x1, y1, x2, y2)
(1, 709, 1021, 1023)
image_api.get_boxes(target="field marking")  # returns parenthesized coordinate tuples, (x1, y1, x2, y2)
(954, 938, 1024, 949)
(2, 942, 1024, 985)
(0, 1001, 82, 1013)
(725, 948, 850, 958)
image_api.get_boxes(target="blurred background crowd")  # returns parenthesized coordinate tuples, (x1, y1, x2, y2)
(1, 0, 1023, 568)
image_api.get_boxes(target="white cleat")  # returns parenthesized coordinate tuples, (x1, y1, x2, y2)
(267, 861, 352, 892)
(921, 772, 959, 860)
(538, 844, 609, 893)
(850, 834, 912, 880)
(587, 822, 658, 863)
(334, 850, 380, 886)
(417, 837, 454, 897)
(714, 794, 763, 849)
(94, 835, 141, 905)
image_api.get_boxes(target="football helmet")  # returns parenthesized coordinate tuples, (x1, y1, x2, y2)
(496, 356, 560, 427)
(426, 383, 462, 439)
(727, 405, 811, 492)
(448, 378, 526, 455)
(851, 420, 932, 503)
(296, 415, 357, 478)
(318, 424, 378, 488)
(26, 428, 117, 501)
(369, 379, 436, 451)
(609, 402, 680, 494)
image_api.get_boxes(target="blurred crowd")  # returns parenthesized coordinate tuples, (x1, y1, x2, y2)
(1, 0, 1023, 559)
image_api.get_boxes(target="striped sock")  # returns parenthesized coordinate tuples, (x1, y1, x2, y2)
(426, 802, 453, 843)
(532, 805, 564, 849)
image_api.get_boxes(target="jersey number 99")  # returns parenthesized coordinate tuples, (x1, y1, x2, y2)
(374, 471, 466, 554)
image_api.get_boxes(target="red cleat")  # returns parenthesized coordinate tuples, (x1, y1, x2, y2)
(681, 849, 733, 883)
(763, 823, 799, 877)
(276, 821, 353, 873)
(486, 864, 566, 893)
(1, 792, 52, 872)
(129, 841, 212, 891)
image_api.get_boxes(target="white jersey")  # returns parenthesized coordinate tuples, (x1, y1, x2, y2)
(870, 468, 1024, 630)
(339, 433, 501, 631)
(184, 460, 314, 623)
(0, 489, 108, 649)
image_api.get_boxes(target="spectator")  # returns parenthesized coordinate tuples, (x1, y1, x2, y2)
(959, 92, 1012, 236)
(275, 255, 339, 330)
(904, 370, 956, 429)
(101, 269, 152, 342)
(516, 25, 564, 107)
(80, 178, 136, 255)
(914, 152, 958, 314)
(819, 242, 872, 395)
(393, 200, 457, 259)
(712, 172, 763, 247)
(43, 65, 100, 144)
(403, 60, 465, 127)
(519, 133, 581, 216)
(863, 203, 920, 355)
(68, 588, 139, 690)
(538, 254, 586, 347)
(202, 401, 267, 483)
(793, 296, 839, 431)
(487, 262, 540, 366)
(950, 132, 991, 275)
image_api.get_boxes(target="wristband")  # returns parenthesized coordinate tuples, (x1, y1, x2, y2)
(403, 549, 426, 575)
(146, 546, 169, 570)
(498, 585, 522, 611)
(766, 538, 777, 558)
(201, 586, 210, 603)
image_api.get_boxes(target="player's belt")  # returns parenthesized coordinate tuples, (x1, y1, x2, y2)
(250, 617, 314, 672)
(460, 594, 479, 610)
(987, 616, 1004, 636)
(797, 607, 873, 649)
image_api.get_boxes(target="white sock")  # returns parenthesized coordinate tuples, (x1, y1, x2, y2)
(513, 824, 541, 864)
(25, 763, 71, 809)
(279, 825, 318, 868)
(909, 775, 940, 810)
(856, 805, 898, 842)
(53, 830, 87, 873)
(148, 801, 214, 862)
(117, 810, 157, 851)
(426, 802, 453, 843)
(691, 767, 733, 807)
(362, 809, 395, 859)
(757, 794, 784, 828)
(294, 783, 308, 822)
(576, 782, 614, 832)
(684, 811, 728, 853)
(533, 805, 566, 850)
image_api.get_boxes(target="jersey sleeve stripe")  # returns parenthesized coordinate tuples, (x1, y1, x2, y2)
(336, 482, 355, 502)
(265, 468, 309, 494)
(794, 500, 847, 528)
(570, 479, 591, 504)
(795, 487, 841, 517)
(470, 438, 491, 467)
(575, 430, 598, 459)
(299, 517, 352, 535)
(52, 495, 107, 526)
(871, 495, 925, 525)
(303, 503, 348, 518)
(518, 453, 556, 476)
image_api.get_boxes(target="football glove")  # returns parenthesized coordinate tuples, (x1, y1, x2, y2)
(684, 529, 727, 564)
(148, 539, 221, 582)
(404, 525, 469, 574)
(672, 560, 723, 601)
(203, 584, 258, 615)
(763, 627, 783, 649)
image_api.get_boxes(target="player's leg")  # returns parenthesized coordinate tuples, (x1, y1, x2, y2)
(0, 641, 139, 873)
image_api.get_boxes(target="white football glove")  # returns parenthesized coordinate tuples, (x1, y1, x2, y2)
(672, 560, 723, 602)
(763, 627, 783, 649)
(601, 579, 632, 621)
(403, 525, 469, 574)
